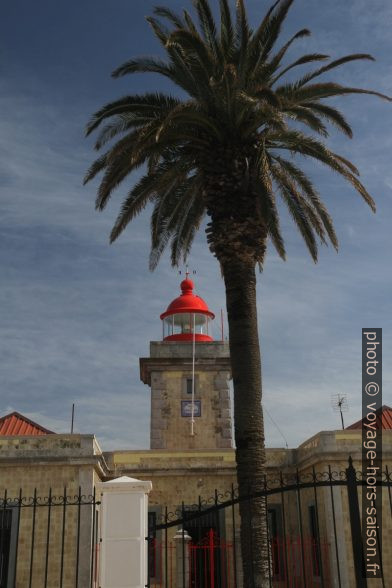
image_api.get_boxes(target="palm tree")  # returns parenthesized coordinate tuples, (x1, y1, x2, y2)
(84, 1, 390, 585)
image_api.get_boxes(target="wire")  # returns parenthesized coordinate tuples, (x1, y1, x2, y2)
(264, 406, 289, 449)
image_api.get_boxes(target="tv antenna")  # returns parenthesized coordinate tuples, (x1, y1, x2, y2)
(331, 394, 349, 430)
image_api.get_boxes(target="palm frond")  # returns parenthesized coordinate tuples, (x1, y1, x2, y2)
(93, 116, 140, 150)
(150, 165, 196, 245)
(192, 0, 221, 59)
(267, 129, 376, 211)
(153, 6, 184, 28)
(252, 86, 282, 107)
(270, 54, 329, 85)
(297, 54, 375, 86)
(145, 16, 170, 46)
(109, 175, 157, 243)
(155, 102, 224, 142)
(304, 102, 353, 137)
(235, 0, 251, 60)
(111, 56, 171, 79)
(95, 148, 135, 211)
(277, 81, 392, 103)
(271, 163, 319, 261)
(83, 152, 109, 185)
(219, 0, 234, 55)
(283, 105, 328, 136)
(170, 194, 205, 266)
(266, 208, 286, 259)
(94, 124, 173, 209)
(273, 162, 328, 241)
(247, 0, 281, 54)
(332, 153, 359, 175)
(264, 28, 311, 76)
(238, 96, 286, 135)
(86, 93, 180, 137)
(251, 157, 286, 259)
(167, 29, 215, 78)
(272, 154, 338, 249)
(149, 176, 204, 269)
(150, 181, 189, 250)
(183, 9, 199, 34)
(255, 0, 294, 63)
(165, 40, 209, 99)
(110, 159, 192, 243)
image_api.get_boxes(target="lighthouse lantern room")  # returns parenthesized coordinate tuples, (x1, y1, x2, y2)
(160, 274, 215, 342)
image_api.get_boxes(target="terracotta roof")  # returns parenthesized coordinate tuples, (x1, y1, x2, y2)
(0, 412, 54, 436)
(346, 405, 392, 430)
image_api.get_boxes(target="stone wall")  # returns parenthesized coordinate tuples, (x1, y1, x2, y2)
(0, 434, 107, 588)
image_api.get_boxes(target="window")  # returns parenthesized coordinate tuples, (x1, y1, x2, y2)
(182, 376, 198, 396)
(162, 313, 210, 338)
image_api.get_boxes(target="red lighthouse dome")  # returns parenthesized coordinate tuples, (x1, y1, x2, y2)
(160, 275, 215, 342)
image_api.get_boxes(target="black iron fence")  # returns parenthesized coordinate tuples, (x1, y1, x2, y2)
(1, 458, 391, 588)
(0, 487, 99, 588)
(147, 457, 392, 588)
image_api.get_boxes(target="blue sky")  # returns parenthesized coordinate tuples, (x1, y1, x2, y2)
(1, 0, 391, 450)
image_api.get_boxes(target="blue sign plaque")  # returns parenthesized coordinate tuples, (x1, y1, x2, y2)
(181, 400, 201, 417)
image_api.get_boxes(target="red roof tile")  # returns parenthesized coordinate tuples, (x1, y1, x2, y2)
(0, 412, 54, 436)
(346, 405, 392, 430)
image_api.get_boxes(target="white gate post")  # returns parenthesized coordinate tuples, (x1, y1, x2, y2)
(97, 476, 152, 588)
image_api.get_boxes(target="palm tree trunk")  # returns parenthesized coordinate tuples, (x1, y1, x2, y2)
(221, 258, 270, 588)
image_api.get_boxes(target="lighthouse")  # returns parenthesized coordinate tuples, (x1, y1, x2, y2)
(140, 275, 233, 450)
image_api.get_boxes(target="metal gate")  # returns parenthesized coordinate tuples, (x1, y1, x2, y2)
(147, 457, 391, 587)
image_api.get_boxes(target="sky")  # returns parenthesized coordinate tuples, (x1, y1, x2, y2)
(1, 0, 391, 450)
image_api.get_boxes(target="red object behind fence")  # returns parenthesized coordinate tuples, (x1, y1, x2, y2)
(148, 532, 330, 588)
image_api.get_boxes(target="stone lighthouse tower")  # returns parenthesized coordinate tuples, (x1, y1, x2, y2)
(140, 274, 232, 450)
